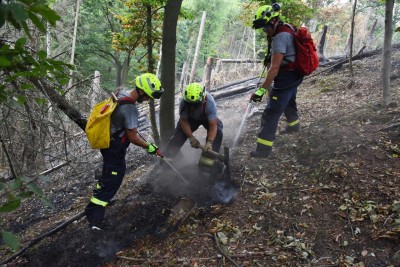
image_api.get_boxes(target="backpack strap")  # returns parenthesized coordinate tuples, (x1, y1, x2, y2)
(274, 23, 297, 72)
(112, 94, 136, 139)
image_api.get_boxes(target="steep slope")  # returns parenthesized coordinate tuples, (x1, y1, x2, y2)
(1, 49, 399, 267)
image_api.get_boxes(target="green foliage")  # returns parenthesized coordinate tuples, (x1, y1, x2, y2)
(0, 0, 61, 38)
(1, 230, 20, 251)
(0, 37, 73, 103)
(0, 175, 52, 251)
(0, 0, 66, 252)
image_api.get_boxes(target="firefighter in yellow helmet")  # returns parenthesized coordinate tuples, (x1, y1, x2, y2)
(250, 3, 303, 158)
(85, 73, 163, 231)
(164, 83, 223, 169)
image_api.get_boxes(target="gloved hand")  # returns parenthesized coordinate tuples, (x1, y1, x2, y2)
(204, 140, 213, 152)
(146, 143, 158, 154)
(188, 136, 200, 148)
(250, 87, 266, 102)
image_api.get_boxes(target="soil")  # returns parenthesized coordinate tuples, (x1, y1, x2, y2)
(1, 50, 400, 267)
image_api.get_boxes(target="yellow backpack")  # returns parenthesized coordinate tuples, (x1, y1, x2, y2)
(85, 94, 119, 149)
(85, 93, 136, 149)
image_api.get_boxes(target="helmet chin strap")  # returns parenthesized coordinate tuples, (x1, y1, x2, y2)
(136, 89, 146, 103)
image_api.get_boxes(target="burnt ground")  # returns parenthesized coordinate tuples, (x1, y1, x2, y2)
(1, 50, 400, 267)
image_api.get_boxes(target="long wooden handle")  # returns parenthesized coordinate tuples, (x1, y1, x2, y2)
(198, 144, 225, 162)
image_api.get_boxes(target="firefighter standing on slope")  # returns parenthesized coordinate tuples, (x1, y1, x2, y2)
(85, 73, 164, 231)
(163, 82, 223, 170)
(250, 3, 303, 158)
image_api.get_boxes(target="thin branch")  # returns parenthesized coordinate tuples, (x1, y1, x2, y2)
(0, 211, 85, 265)
(306, 46, 366, 80)
(212, 233, 240, 267)
(379, 122, 400, 131)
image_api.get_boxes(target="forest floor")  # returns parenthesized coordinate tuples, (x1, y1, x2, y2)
(1, 49, 400, 267)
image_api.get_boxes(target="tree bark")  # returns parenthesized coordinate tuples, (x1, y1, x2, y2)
(318, 25, 329, 64)
(382, 0, 394, 106)
(366, 19, 377, 51)
(159, 0, 183, 146)
(189, 11, 206, 84)
(348, 0, 357, 80)
(30, 78, 87, 131)
(146, 4, 160, 145)
(179, 61, 188, 92)
(202, 57, 214, 91)
(67, 0, 82, 95)
(92, 71, 101, 107)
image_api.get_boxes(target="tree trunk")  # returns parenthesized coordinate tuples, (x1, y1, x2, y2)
(382, 0, 394, 106)
(348, 0, 357, 81)
(121, 55, 130, 86)
(202, 57, 214, 91)
(365, 19, 377, 51)
(318, 25, 329, 64)
(179, 61, 188, 92)
(182, 34, 196, 89)
(92, 71, 101, 107)
(67, 0, 82, 95)
(156, 45, 162, 77)
(146, 4, 160, 146)
(31, 78, 87, 131)
(189, 11, 206, 84)
(115, 57, 123, 87)
(159, 0, 183, 146)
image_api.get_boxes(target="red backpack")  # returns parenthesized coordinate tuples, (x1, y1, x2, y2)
(274, 23, 319, 76)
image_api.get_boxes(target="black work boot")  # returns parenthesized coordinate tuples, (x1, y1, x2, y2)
(250, 144, 272, 158)
(280, 124, 300, 135)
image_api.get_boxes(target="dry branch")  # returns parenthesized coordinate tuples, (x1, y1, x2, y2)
(379, 122, 400, 131)
(0, 211, 85, 265)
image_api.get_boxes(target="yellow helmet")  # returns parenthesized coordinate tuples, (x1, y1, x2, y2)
(183, 83, 204, 103)
(253, 4, 280, 29)
(135, 73, 164, 99)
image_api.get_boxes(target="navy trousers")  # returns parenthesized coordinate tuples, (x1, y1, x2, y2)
(164, 118, 223, 158)
(85, 136, 130, 226)
(258, 71, 303, 147)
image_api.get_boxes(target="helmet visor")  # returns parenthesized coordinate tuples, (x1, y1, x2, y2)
(152, 88, 164, 99)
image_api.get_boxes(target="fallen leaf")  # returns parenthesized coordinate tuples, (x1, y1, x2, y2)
(361, 250, 368, 256)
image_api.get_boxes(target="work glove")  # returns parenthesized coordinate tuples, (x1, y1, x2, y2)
(204, 140, 213, 152)
(250, 87, 266, 102)
(146, 143, 158, 154)
(188, 136, 200, 148)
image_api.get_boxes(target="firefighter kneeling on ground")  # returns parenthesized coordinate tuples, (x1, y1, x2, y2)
(85, 73, 164, 231)
(163, 83, 223, 172)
